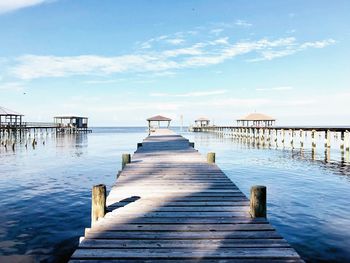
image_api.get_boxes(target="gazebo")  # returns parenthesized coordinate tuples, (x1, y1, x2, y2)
(195, 117, 210, 127)
(147, 115, 172, 133)
(0, 106, 24, 127)
(54, 116, 88, 132)
(236, 113, 276, 127)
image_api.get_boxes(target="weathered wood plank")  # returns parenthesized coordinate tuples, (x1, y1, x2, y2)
(70, 259, 304, 263)
(88, 223, 274, 232)
(78, 238, 290, 248)
(84, 231, 281, 239)
(71, 247, 300, 259)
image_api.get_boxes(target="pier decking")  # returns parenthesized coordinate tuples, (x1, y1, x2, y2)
(70, 129, 303, 262)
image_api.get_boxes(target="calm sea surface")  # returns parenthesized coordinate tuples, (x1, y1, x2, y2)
(0, 127, 349, 262)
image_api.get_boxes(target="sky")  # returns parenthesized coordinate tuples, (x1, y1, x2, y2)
(0, 0, 349, 126)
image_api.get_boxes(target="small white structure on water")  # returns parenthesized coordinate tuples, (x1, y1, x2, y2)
(236, 113, 276, 127)
(0, 106, 24, 127)
(195, 117, 210, 127)
(147, 115, 172, 134)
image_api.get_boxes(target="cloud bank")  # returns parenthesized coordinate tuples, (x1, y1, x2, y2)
(10, 37, 336, 80)
(0, 0, 50, 14)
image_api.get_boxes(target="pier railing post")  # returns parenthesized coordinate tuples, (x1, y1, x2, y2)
(122, 153, 131, 169)
(207, 152, 216, 164)
(91, 184, 106, 226)
(250, 185, 266, 218)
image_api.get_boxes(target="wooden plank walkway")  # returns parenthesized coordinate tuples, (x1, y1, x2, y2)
(70, 129, 303, 262)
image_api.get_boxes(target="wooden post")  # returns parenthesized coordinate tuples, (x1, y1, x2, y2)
(189, 142, 195, 148)
(345, 130, 350, 152)
(207, 152, 215, 164)
(122, 153, 131, 169)
(137, 143, 142, 149)
(325, 130, 331, 148)
(311, 130, 316, 148)
(340, 132, 345, 151)
(91, 184, 106, 226)
(250, 185, 266, 218)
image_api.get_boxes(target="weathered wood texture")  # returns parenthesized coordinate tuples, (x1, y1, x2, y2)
(91, 184, 106, 226)
(70, 129, 303, 262)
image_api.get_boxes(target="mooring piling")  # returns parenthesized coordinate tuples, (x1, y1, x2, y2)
(207, 152, 216, 164)
(91, 184, 106, 226)
(122, 153, 131, 169)
(250, 185, 267, 218)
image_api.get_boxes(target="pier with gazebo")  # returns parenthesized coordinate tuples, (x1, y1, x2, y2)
(191, 112, 350, 159)
(0, 105, 92, 149)
(146, 115, 172, 135)
(236, 113, 276, 127)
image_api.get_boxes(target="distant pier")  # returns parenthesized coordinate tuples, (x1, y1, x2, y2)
(70, 129, 303, 262)
(0, 107, 92, 149)
(191, 125, 350, 162)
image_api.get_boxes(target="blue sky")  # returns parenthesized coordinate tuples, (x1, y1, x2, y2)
(0, 0, 349, 126)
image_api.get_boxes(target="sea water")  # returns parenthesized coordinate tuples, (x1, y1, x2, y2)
(0, 127, 349, 262)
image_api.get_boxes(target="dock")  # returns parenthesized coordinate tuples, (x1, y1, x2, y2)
(70, 129, 303, 262)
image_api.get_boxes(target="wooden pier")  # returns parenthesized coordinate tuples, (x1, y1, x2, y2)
(192, 125, 350, 153)
(70, 129, 302, 262)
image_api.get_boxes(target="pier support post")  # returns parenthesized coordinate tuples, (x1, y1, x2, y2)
(207, 152, 216, 164)
(91, 184, 106, 226)
(325, 130, 331, 148)
(250, 185, 266, 218)
(340, 132, 345, 151)
(346, 131, 350, 152)
(122, 153, 131, 169)
(311, 130, 317, 148)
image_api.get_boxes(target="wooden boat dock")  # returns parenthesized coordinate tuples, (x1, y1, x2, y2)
(70, 129, 303, 262)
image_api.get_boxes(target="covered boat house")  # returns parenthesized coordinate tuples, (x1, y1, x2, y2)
(54, 116, 89, 133)
(0, 106, 24, 128)
(236, 113, 276, 127)
(195, 117, 210, 127)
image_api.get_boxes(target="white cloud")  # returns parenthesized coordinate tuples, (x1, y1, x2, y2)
(84, 79, 126, 84)
(300, 39, 336, 49)
(0, 0, 50, 14)
(166, 38, 185, 45)
(256, 86, 293, 91)
(150, 90, 227, 98)
(0, 81, 24, 91)
(9, 36, 336, 80)
(210, 28, 224, 35)
(235, 20, 252, 27)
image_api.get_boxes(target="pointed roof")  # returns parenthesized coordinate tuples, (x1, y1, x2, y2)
(0, 106, 24, 116)
(237, 113, 275, 121)
(195, 117, 210, 121)
(147, 115, 172, 121)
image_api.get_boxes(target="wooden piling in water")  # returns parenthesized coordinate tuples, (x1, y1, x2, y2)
(250, 185, 266, 218)
(311, 130, 316, 148)
(325, 130, 331, 148)
(207, 152, 215, 164)
(91, 184, 106, 226)
(122, 153, 131, 169)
